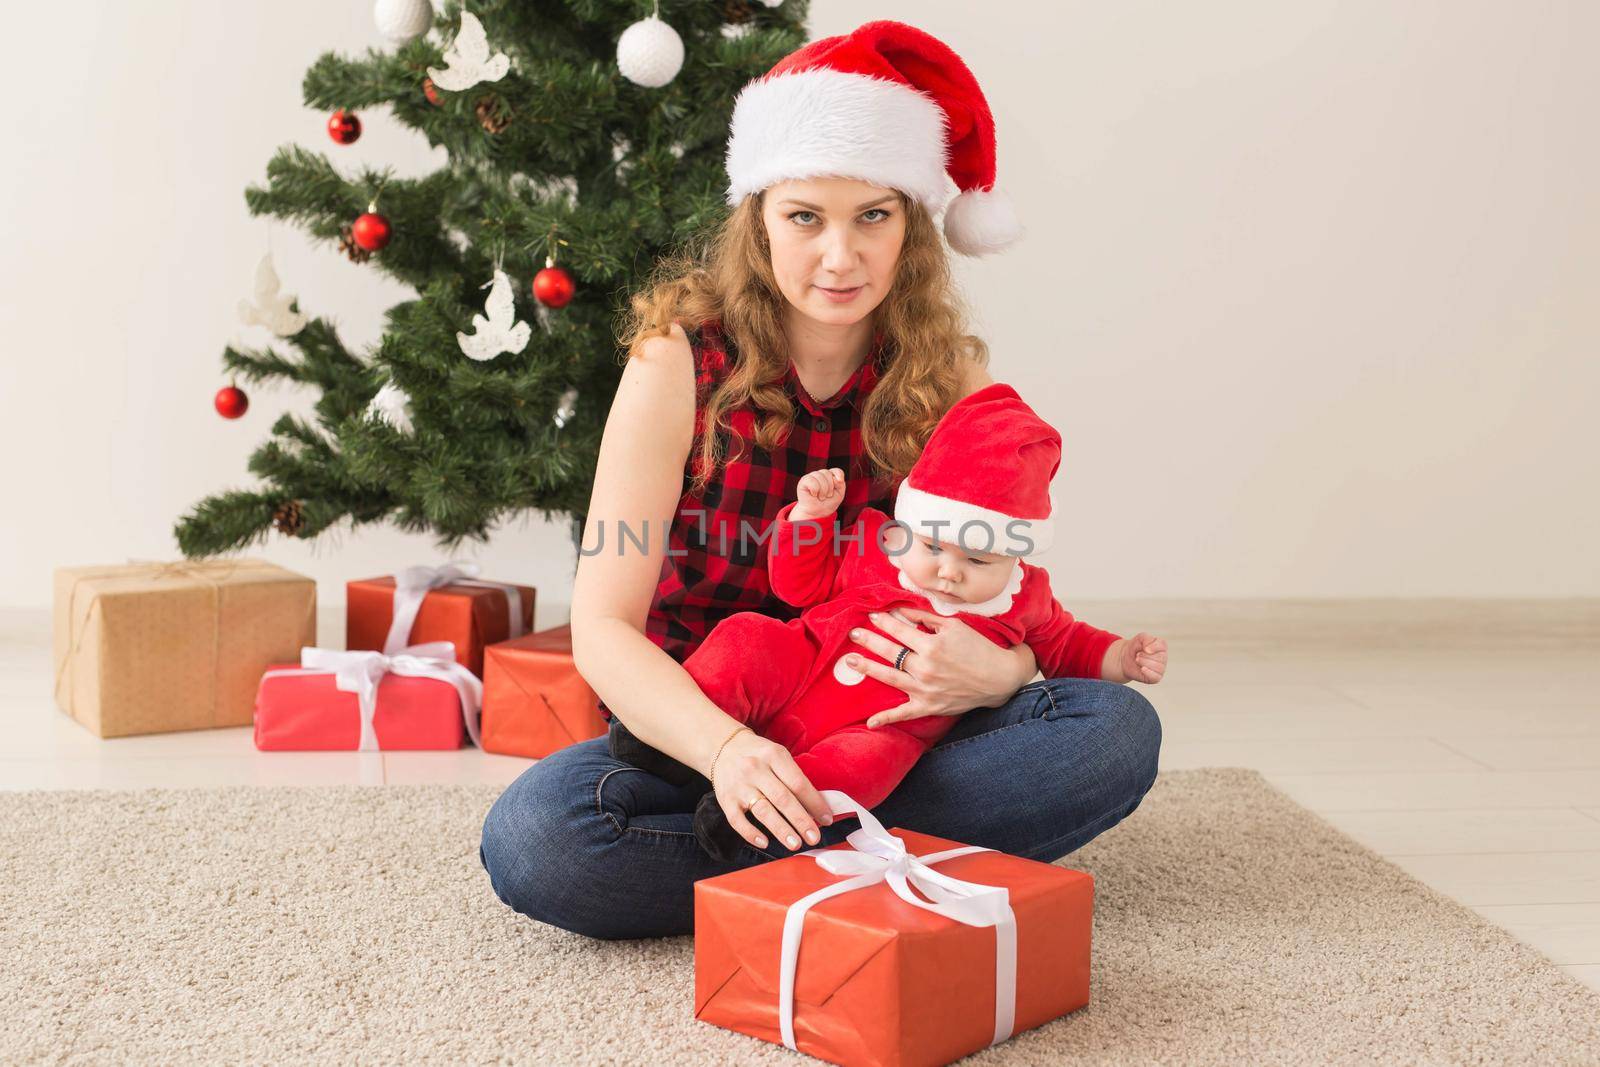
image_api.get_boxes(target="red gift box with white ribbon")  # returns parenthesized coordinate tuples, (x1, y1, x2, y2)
(254, 641, 483, 751)
(694, 790, 1093, 1067)
(346, 562, 534, 679)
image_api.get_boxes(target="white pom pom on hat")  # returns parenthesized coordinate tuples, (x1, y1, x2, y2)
(724, 20, 1023, 257)
(942, 186, 1023, 257)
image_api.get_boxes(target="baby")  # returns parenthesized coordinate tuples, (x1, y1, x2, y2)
(610, 382, 1168, 859)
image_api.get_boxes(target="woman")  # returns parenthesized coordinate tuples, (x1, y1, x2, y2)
(480, 20, 1162, 940)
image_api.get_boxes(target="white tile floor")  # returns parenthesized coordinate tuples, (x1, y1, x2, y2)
(6, 604, 1598, 992)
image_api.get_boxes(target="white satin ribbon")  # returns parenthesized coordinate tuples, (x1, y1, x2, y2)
(259, 641, 483, 751)
(383, 561, 526, 655)
(778, 789, 1017, 1052)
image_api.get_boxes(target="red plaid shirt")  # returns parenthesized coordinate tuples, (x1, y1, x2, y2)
(645, 318, 898, 668)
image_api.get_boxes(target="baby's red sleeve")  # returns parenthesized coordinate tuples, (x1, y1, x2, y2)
(1022, 568, 1123, 679)
(768, 503, 893, 607)
(767, 501, 847, 608)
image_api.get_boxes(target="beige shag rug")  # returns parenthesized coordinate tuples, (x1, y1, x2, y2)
(2, 769, 1596, 1065)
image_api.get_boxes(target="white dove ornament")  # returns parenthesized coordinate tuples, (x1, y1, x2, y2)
(457, 269, 531, 361)
(427, 11, 510, 92)
(237, 253, 308, 337)
(367, 381, 415, 434)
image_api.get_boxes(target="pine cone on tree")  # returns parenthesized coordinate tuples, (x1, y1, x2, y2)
(722, 0, 758, 24)
(338, 225, 373, 264)
(475, 95, 511, 134)
(272, 499, 305, 536)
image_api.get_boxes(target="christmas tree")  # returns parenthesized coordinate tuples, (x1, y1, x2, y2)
(176, 0, 806, 557)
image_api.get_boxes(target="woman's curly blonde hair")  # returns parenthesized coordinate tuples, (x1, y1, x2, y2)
(617, 188, 988, 497)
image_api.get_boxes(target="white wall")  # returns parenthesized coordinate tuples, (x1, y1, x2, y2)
(4, 0, 1596, 610)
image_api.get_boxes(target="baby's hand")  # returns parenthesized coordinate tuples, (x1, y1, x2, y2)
(792, 467, 846, 520)
(1119, 632, 1167, 684)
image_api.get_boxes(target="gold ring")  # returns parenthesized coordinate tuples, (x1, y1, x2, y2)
(744, 794, 762, 811)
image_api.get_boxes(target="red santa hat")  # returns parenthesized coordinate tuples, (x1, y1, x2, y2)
(894, 383, 1060, 556)
(724, 20, 1023, 257)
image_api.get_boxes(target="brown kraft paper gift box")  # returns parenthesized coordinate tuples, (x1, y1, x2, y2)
(52, 559, 317, 738)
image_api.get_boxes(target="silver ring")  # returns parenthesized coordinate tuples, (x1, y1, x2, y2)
(894, 647, 911, 671)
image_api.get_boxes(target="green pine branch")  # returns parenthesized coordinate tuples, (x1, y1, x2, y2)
(176, 0, 810, 559)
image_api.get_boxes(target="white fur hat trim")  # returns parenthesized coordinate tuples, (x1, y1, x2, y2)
(725, 69, 953, 213)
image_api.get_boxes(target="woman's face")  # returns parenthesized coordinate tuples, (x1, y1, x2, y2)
(760, 177, 907, 326)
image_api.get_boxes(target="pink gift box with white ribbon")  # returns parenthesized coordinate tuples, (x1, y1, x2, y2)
(254, 641, 482, 751)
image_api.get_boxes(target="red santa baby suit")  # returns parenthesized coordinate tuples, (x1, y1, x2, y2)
(680, 383, 1123, 817)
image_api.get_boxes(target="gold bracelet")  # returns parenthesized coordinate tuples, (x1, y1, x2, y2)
(708, 724, 751, 789)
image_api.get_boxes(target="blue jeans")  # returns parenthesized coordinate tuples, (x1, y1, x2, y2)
(479, 676, 1162, 940)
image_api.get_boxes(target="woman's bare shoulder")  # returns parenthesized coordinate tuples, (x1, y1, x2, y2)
(959, 356, 994, 397)
(630, 321, 695, 369)
(613, 323, 696, 451)
(624, 323, 696, 396)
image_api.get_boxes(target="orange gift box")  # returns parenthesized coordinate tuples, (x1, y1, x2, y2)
(694, 808, 1093, 1067)
(481, 626, 604, 758)
(346, 572, 534, 679)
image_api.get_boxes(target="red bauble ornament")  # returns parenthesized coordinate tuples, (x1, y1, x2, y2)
(327, 109, 361, 145)
(214, 384, 249, 419)
(532, 262, 575, 308)
(423, 77, 442, 106)
(352, 211, 391, 251)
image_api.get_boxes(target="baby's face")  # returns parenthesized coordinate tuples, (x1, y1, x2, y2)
(894, 529, 1019, 604)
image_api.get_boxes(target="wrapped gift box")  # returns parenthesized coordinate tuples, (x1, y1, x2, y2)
(52, 559, 317, 738)
(695, 793, 1093, 1067)
(481, 625, 604, 758)
(346, 565, 534, 678)
(255, 643, 480, 751)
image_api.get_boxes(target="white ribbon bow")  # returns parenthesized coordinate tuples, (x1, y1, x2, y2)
(778, 790, 1018, 1052)
(384, 561, 526, 656)
(261, 641, 484, 751)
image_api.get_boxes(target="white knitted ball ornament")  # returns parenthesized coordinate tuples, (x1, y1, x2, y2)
(617, 16, 684, 89)
(373, 0, 433, 45)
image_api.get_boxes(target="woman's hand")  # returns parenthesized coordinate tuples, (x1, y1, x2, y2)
(712, 728, 835, 852)
(845, 608, 1035, 729)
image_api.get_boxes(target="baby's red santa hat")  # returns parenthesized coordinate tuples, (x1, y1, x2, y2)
(724, 20, 1023, 257)
(895, 383, 1060, 556)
